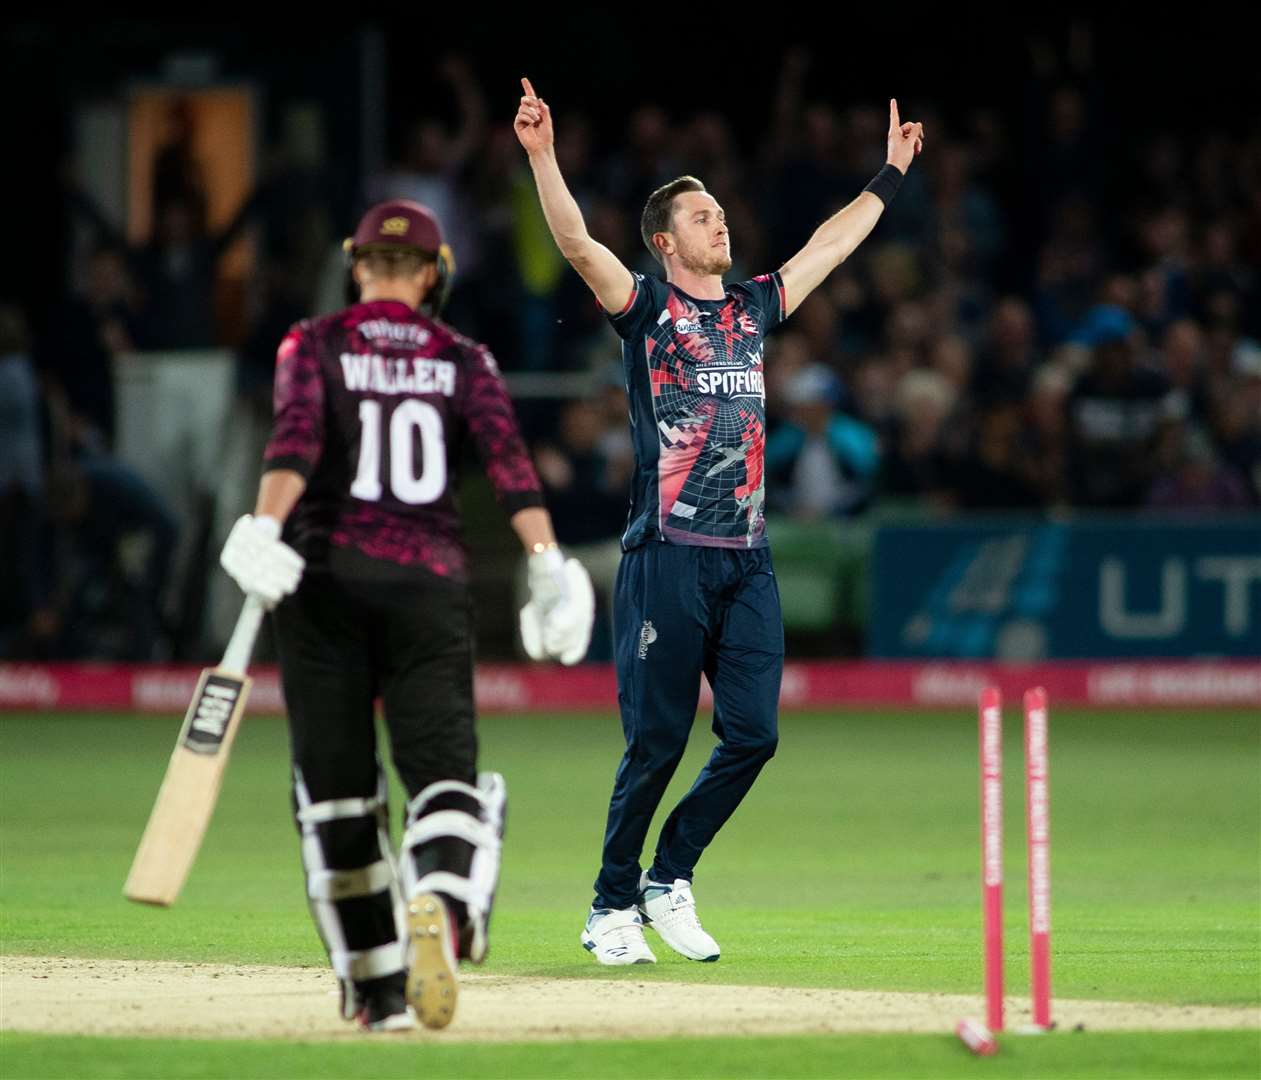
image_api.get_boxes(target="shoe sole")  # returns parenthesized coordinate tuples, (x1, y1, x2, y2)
(580, 931, 656, 965)
(649, 935, 720, 962)
(652, 939, 719, 962)
(407, 893, 458, 1029)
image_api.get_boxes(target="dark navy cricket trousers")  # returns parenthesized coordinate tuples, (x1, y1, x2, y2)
(593, 543, 783, 910)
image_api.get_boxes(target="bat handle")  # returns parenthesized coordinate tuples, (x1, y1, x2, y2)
(221, 595, 266, 676)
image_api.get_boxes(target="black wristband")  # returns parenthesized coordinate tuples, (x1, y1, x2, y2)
(864, 163, 905, 207)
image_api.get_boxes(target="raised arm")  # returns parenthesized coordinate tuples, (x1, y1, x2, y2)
(514, 77, 634, 314)
(778, 99, 924, 317)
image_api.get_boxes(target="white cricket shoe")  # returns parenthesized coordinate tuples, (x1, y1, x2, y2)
(638, 876, 721, 962)
(581, 907, 657, 965)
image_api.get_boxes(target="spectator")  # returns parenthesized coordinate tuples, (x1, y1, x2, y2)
(884, 299, 932, 379)
(1033, 195, 1104, 346)
(1210, 341, 1261, 503)
(764, 331, 813, 427)
(0, 305, 46, 656)
(533, 398, 628, 546)
(1065, 306, 1178, 507)
(151, 98, 208, 233)
(850, 356, 898, 438)
(764, 51, 854, 253)
(881, 368, 957, 505)
(69, 186, 261, 349)
(952, 402, 1045, 510)
(252, 102, 338, 311)
(1156, 319, 1211, 427)
(1148, 424, 1251, 511)
(38, 383, 179, 661)
(602, 105, 682, 222)
(366, 56, 487, 287)
(973, 297, 1041, 406)
(1195, 219, 1258, 330)
(927, 144, 1004, 279)
(1132, 206, 1192, 337)
(930, 334, 973, 396)
(765, 365, 880, 519)
(1022, 363, 1073, 507)
(591, 366, 635, 496)
(792, 291, 845, 371)
(42, 245, 144, 450)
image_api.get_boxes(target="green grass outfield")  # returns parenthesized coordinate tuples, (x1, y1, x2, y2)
(2, 707, 1258, 1078)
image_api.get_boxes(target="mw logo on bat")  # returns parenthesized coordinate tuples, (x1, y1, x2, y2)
(183, 679, 240, 754)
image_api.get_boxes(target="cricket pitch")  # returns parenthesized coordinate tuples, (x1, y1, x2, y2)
(3, 956, 1258, 1042)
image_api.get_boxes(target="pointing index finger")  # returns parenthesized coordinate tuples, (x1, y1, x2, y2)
(522, 77, 537, 99)
(890, 97, 900, 131)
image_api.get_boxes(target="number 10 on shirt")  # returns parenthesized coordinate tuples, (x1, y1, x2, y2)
(351, 399, 447, 504)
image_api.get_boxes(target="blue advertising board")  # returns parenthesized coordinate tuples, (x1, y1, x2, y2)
(870, 517, 1261, 659)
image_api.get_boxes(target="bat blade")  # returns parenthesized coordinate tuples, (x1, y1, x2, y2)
(124, 668, 253, 906)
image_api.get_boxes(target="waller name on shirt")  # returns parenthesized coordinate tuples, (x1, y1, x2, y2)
(339, 353, 458, 397)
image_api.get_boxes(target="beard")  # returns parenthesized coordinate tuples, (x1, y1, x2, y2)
(678, 244, 732, 277)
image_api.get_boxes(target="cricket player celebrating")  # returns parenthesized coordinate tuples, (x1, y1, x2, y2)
(515, 79, 922, 964)
(219, 199, 594, 1029)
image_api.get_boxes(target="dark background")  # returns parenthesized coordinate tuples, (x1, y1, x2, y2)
(2, 15, 1257, 664)
(4, 16, 1253, 318)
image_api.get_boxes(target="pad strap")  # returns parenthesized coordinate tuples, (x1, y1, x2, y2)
(413, 870, 475, 905)
(307, 859, 396, 902)
(297, 796, 383, 826)
(330, 941, 404, 982)
(403, 810, 499, 852)
(406, 779, 485, 819)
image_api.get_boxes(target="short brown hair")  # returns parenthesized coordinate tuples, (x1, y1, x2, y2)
(355, 248, 433, 279)
(641, 176, 706, 264)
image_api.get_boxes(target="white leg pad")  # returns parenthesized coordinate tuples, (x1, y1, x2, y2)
(294, 766, 406, 994)
(401, 772, 507, 963)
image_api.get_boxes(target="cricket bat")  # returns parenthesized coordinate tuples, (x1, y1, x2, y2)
(124, 595, 266, 906)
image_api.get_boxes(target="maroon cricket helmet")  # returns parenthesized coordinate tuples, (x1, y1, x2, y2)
(345, 199, 445, 256)
(343, 199, 456, 315)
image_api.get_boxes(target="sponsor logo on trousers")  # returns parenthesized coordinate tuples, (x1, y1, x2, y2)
(638, 621, 658, 660)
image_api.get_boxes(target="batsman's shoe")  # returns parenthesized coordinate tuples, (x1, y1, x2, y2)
(581, 906, 657, 965)
(353, 974, 414, 1033)
(638, 876, 720, 962)
(406, 892, 459, 1029)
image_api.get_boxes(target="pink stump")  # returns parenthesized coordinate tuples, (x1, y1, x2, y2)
(978, 686, 1004, 1033)
(1024, 687, 1052, 1029)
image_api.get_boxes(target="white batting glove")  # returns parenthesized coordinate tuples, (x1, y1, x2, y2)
(219, 514, 305, 610)
(520, 547, 595, 665)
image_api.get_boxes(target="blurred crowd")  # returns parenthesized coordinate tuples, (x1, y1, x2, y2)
(2, 37, 1259, 661)
(498, 49, 1261, 530)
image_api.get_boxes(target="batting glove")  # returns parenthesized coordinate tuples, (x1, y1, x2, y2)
(220, 514, 305, 610)
(520, 547, 595, 665)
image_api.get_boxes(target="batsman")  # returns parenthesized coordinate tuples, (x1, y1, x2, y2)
(219, 199, 595, 1030)
(516, 79, 923, 964)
